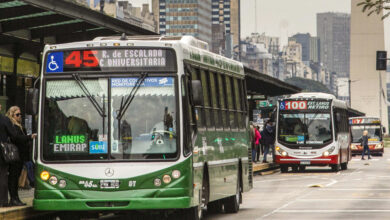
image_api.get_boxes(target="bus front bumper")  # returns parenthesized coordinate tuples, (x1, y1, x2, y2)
(275, 155, 338, 165)
(34, 196, 191, 211)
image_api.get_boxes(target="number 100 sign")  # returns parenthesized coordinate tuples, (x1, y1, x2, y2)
(280, 101, 307, 110)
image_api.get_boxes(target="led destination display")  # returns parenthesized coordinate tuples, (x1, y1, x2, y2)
(45, 48, 176, 73)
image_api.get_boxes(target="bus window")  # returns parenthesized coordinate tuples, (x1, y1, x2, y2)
(210, 72, 221, 128)
(218, 74, 229, 128)
(200, 69, 212, 128)
(226, 76, 237, 129)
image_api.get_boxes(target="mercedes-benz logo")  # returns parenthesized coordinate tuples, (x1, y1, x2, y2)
(105, 168, 114, 177)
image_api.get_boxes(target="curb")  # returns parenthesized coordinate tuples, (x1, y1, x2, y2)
(253, 162, 280, 175)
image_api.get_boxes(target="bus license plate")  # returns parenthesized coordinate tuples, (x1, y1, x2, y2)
(300, 160, 310, 165)
(100, 180, 120, 189)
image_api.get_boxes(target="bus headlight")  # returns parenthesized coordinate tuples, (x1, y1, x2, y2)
(154, 178, 162, 187)
(40, 171, 50, 181)
(351, 145, 358, 150)
(163, 174, 172, 184)
(49, 176, 58, 185)
(323, 146, 335, 157)
(375, 143, 383, 149)
(276, 146, 288, 157)
(172, 170, 181, 179)
(58, 180, 67, 188)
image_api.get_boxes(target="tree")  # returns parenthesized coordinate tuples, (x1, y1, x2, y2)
(357, 0, 390, 19)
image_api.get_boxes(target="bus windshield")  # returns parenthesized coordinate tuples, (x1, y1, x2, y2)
(278, 113, 332, 145)
(42, 76, 177, 161)
(351, 125, 381, 143)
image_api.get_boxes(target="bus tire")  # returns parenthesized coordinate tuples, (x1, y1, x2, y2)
(331, 164, 340, 172)
(341, 162, 348, 170)
(292, 166, 299, 173)
(298, 165, 306, 172)
(223, 175, 241, 213)
(280, 165, 288, 173)
(207, 200, 223, 213)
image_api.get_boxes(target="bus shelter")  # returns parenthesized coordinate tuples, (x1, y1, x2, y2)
(244, 66, 301, 123)
(0, 0, 155, 119)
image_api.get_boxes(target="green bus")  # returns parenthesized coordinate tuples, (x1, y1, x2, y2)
(27, 35, 252, 219)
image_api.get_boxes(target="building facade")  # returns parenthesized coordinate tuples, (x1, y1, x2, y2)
(350, 0, 388, 132)
(211, 0, 240, 58)
(317, 12, 350, 78)
(153, 0, 212, 46)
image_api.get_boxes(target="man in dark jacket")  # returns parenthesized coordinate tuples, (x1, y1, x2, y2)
(0, 105, 18, 207)
(262, 120, 275, 163)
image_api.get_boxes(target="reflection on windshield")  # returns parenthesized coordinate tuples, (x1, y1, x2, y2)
(43, 79, 108, 161)
(278, 113, 332, 145)
(111, 77, 177, 160)
(351, 125, 381, 143)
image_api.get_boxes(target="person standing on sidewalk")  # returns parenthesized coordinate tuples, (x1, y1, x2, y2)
(359, 130, 371, 160)
(262, 120, 275, 163)
(255, 126, 262, 162)
(6, 106, 36, 206)
(0, 104, 18, 207)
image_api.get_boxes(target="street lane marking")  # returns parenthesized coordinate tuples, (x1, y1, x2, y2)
(277, 210, 390, 213)
(319, 188, 390, 191)
(325, 179, 338, 187)
(297, 199, 390, 201)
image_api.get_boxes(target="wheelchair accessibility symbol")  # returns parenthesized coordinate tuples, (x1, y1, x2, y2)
(46, 52, 63, 73)
(48, 56, 59, 71)
(279, 101, 285, 110)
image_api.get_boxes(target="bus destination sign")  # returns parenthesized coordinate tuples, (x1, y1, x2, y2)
(349, 118, 381, 125)
(280, 100, 330, 111)
(45, 48, 176, 73)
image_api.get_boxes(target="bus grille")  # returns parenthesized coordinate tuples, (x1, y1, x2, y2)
(86, 201, 130, 207)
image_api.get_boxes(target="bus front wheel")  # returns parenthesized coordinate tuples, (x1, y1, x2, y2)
(280, 165, 288, 173)
(341, 162, 348, 170)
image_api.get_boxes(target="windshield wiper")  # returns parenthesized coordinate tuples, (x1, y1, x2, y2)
(116, 72, 148, 121)
(72, 73, 106, 117)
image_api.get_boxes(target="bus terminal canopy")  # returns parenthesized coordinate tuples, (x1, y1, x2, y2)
(244, 66, 301, 97)
(0, 0, 156, 55)
(348, 107, 365, 117)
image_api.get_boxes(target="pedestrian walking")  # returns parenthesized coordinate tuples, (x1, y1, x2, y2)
(6, 106, 36, 206)
(0, 104, 19, 207)
(262, 120, 275, 163)
(359, 130, 371, 160)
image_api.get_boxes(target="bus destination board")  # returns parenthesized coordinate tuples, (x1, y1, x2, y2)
(45, 48, 176, 73)
(279, 100, 330, 111)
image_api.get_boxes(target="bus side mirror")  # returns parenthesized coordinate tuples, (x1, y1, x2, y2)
(26, 88, 39, 115)
(191, 80, 203, 106)
(383, 127, 386, 133)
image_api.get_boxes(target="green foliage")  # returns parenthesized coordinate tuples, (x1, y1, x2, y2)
(357, 0, 390, 20)
(284, 77, 333, 94)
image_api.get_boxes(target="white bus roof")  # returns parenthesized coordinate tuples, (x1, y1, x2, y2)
(282, 92, 348, 109)
(43, 35, 245, 76)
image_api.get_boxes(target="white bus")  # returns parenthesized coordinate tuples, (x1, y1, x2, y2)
(27, 35, 252, 219)
(275, 92, 351, 172)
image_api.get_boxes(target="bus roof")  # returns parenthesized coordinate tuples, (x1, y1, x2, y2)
(281, 92, 348, 109)
(43, 35, 245, 76)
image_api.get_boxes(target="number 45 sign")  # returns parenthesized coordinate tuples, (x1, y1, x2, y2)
(280, 101, 307, 110)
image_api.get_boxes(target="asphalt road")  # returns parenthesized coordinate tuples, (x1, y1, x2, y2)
(94, 151, 390, 220)
(207, 151, 390, 220)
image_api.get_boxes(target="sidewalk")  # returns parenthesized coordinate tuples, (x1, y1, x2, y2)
(252, 153, 280, 175)
(0, 189, 49, 220)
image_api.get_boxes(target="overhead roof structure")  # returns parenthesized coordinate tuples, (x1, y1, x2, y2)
(244, 66, 301, 97)
(348, 107, 365, 117)
(0, 0, 156, 56)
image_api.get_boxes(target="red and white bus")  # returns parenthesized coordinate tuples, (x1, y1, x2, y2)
(275, 93, 351, 172)
(349, 117, 384, 156)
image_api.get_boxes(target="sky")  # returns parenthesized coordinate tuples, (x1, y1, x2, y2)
(127, 0, 389, 51)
